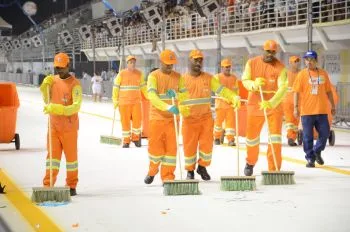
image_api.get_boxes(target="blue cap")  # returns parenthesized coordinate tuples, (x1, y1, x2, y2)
(303, 50, 318, 59)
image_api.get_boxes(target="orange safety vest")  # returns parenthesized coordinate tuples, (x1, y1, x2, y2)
(283, 69, 299, 104)
(50, 75, 80, 132)
(215, 73, 237, 109)
(118, 69, 143, 105)
(183, 72, 212, 120)
(248, 56, 285, 116)
(149, 69, 181, 121)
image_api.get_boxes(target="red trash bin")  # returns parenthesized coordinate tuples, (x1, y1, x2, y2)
(0, 82, 20, 150)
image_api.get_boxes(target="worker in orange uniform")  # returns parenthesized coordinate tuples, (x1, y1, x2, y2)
(214, 58, 239, 146)
(242, 40, 288, 176)
(181, 50, 240, 181)
(40, 52, 82, 196)
(144, 50, 190, 184)
(293, 50, 336, 168)
(112, 55, 147, 148)
(283, 56, 301, 146)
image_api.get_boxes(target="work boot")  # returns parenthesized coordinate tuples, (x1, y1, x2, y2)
(288, 138, 297, 147)
(315, 152, 324, 165)
(196, 165, 211, 181)
(214, 139, 221, 145)
(70, 188, 77, 196)
(244, 163, 254, 176)
(186, 171, 195, 180)
(122, 143, 130, 148)
(133, 139, 141, 148)
(228, 140, 236, 146)
(306, 159, 315, 168)
(144, 175, 154, 184)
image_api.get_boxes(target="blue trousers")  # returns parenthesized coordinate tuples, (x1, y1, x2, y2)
(301, 114, 330, 161)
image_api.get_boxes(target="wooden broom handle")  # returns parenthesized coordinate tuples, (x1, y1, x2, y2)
(47, 86, 53, 187)
(172, 97, 182, 180)
(111, 109, 116, 135)
(235, 106, 239, 176)
(259, 86, 279, 171)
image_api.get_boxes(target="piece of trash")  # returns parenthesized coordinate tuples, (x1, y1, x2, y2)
(37, 202, 69, 207)
(72, 223, 79, 228)
(161, 211, 167, 215)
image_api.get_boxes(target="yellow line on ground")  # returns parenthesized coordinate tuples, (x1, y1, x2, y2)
(80, 110, 113, 120)
(0, 169, 63, 232)
(222, 144, 350, 176)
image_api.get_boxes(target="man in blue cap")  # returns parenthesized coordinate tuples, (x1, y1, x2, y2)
(292, 50, 336, 167)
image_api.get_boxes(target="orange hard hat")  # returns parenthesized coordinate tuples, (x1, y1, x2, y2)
(221, 58, 232, 67)
(189, 49, 204, 59)
(263, 40, 278, 51)
(160, 49, 177, 65)
(126, 55, 136, 62)
(289, 55, 300, 63)
(54, 52, 70, 68)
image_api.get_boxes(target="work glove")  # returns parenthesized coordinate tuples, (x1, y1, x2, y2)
(113, 101, 119, 109)
(166, 89, 177, 98)
(42, 75, 55, 86)
(44, 103, 64, 115)
(179, 105, 190, 117)
(167, 105, 179, 115)
(259, 100, 273, 110)
(253, 77, 266, 89)
(231, 96, 241, 109)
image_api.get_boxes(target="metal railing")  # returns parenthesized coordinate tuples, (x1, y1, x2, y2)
(334, 82, 350, 127)
(82, 0, 350, 50)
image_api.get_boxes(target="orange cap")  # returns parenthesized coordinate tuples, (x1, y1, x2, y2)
(189, 49, 204, 59)
(126, 55, 136, 62)
(263, 40, 278, 51)
(221, 58, 232, 67)
(289, 55, 300, 63)
(160, 49, 177, 65)
(54, 52, 70, 68)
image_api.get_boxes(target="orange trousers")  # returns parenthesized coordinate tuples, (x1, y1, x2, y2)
(283, 102, 299, 140)
(182, 116, 214, 171)
(43, 129, 78, 188)
(148, 119, 177, 181)
(119, 103, 142, 144)
(246, 112, 283, 171)
(214, 108, 236, 142)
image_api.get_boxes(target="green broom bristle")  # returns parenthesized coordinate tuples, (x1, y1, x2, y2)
(220, 176, 256, 191)
(261, 171, 296, 185)
(32, 187, 71, 203)
(163, 180, 200, 196)
(100, 135, 122, 145)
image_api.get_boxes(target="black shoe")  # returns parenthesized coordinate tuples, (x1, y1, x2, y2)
(196, 165, 211, 181)
(288, 138, 297, 147)
(144, 175, 154, 184)
(186, 171, 195, 180)
(306, 159, 315, 168)
(228, 140, 236, 146)
(133, 139, 141, 147)
(122, 143, 130, 148)
(214, 139, 221, 145)
(244, 163, 254, 176)
(315, 152, 324, 165)
(70, 188, 77, 196)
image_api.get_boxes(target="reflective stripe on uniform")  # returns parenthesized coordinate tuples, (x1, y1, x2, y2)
(246, 136, 260, 147)
(216, 85, 224, 94)
(132, 128, 141, 135)
(185, 154, 197, 166)
(162, 155, 177, 166)
(148, 88, 158, 93)
(66, 161, 78, 171)
(199, 150, 212, 162)
(225, 128, 236, 136)
(149, 154, 163, 164)
(269, 134, 282, 144)
(122, 131, 131, 137)
(214, 125, 223, 133)
(181, 98, 211, 106)
(120, 86, 140, 91)
(46, 158, 61, 170)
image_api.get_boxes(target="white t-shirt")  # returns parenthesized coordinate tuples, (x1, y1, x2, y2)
(91, 75, 103, 86)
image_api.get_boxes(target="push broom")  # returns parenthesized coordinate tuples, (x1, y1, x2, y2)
(163, 97, 200, 196)
(259, 86, 295, 185)
(220, 98, 256, 191)
(100, 109, 122, 145)
(32, 87, 71, 203)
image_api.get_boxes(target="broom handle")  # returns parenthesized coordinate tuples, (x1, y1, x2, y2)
(172, 97, 182, 180)
(259, 86, 279, 171)
(235, 106, 239, 176)
(47, 87, 53, 187)
(111, 109, 116, 135)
